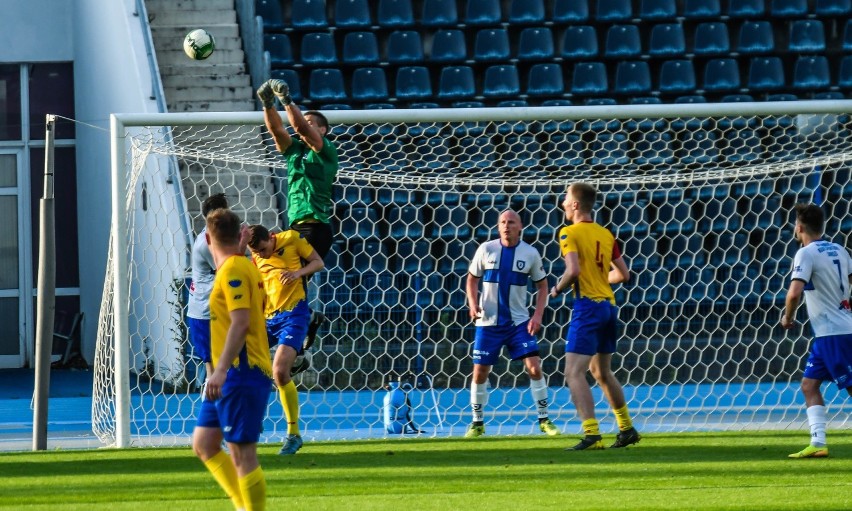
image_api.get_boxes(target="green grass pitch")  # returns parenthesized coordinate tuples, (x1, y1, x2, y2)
(1, 431, 851, 510)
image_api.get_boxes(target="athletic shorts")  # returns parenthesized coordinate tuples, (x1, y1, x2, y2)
(802, 333, 852, 389)
(196, 367, 271, 444)
(566, 298, 619, 356)
(266, 299, 311, 353)
(292, 221, 333, 260)
(187, 317, 211, 363)
(472, 321, 539, 366)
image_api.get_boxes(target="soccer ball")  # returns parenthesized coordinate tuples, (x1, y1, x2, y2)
(183, 29, 215, 60)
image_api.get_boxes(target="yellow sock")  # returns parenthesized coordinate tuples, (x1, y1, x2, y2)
(279, 380, 300, 435)
(613, 405, 633, 431)
(203, 450, 244, 510)
(238, 466, 266, 511)
(581, 418, 600, 436)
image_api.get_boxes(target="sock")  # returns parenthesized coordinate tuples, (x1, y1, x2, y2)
(203, 450, 244, 510)
(238, 466, 267, 511)
(279, 380, 300, 436)
(471, 381, 488, 424)
(613, 404, 634, 432)
(581, 418, 600, 437)
(529, 377, 549, 421)
(806, 404, 827, 447)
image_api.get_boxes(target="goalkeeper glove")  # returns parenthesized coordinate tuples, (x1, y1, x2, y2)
(256, 80, 276, 109)
(269, 79, 293, 106)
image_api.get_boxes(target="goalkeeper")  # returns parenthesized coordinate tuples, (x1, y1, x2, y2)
(257, 79, 338, 353)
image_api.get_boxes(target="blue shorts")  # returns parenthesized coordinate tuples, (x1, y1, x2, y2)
(566, 298, 619, 356)
(802, 334, 852, 389)
(188, 317, 211, 363)
(472, 321, 539, 366)
(196, 367, 272, 443)
(266, 300, 310, 353)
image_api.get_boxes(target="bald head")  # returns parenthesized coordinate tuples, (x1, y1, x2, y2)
(498, 209, 523, 246)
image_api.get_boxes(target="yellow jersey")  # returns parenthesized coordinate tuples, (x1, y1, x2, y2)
(558, 222, 622, 304)
(251, 230, 316, 316)
(209, 254, 272, 377)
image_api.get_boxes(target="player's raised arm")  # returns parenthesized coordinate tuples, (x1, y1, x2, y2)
(258, 80, 293, 153)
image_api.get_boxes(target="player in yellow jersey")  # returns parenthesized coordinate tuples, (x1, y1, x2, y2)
(193, 208, 272, 511)
(247, 224, 324, 456)
(551, 183, 641, 451)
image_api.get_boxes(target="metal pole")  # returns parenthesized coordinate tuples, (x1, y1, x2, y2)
(33, 114, 57, 451)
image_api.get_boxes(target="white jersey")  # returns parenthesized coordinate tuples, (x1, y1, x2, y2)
(468, 239, 546, 327)
(790, 239, 852, 338)
(187, 228, 216, 320)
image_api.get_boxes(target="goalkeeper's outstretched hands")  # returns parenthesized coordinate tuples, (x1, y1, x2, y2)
(269, 79, 293, 106)
(257, 80, 276, 109)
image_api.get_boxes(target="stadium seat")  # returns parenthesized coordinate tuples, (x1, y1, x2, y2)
(720, 94, 754, 102)
(614, 61, 651, 94)
(256, 0, 285, 31)
(766, 93, 798, 101)
(737, 21, 775, 55)
(596, 0, 632, 22)
(291, 0, 328, 30)
(342, 32, 379, 65)
(544, 133, 584, 167)
(501, 135, 541, 168)
(605, 25, 642, 58)
(630, 96, 662, 104)
(497, 100, 528, 107)
(474, 28, 510, 62)
(658, 60, 696, 94)
(378, 0, 414, 27)
(438, 66, 476, 100)
(748, 56, 785, 91)
(640, 0, 677, 20)
(264, 34, 293, 67)
(571, 61, 608, 95)
(465, 0, 502, 26)
(553, 0, 589, 22)
(300, 32, 337, 65)
(483, 64, 520, 98)
(271, 69, 303, 102)
(702, 58, 740, 92)
(649, 23, 686, 57)
(678, 129, 719, 164)
(683, 0, 721, 18)
(308, 68, 347, 102)
(727, 0, 765, 17)
(421, 0, 458, 27)
(675, 95, 706, 103)
(351, 67, 388, 102)
(693, 22, 730, 56)
(561, 26, 598, 60)
(634, 130, 674, 165)
(341, 206, 379, 239)
(334, 0, 372, 28)
(792, 56, 831, 90)
(815, 0, 852, 15)
(432, 205, 469, 242)
(508, 0, 545, 24)
(843, 20, 852, 51)
(814, 91, 845, 99)
(788, 20, 826, 53)
(430, 29, 467, 63)
(412, 136, 452, 170)
(386, 30, 423, 64)
(838, 55, 852, 88)
(517, 27, 554, 61)
(388, 206, 424, 238)
(771, 0, 808, 17)
(585, 97, 618, 105)
(526, 63, 564, 96)
(722, 128, 761, 162)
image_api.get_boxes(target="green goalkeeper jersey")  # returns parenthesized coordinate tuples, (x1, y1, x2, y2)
(282, 136, 338, 224)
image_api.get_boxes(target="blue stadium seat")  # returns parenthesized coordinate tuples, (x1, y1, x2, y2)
(300, 32, 337, 65)
(334, 0, 371, 28)
(792, 56, 830, 90)
(411, 137, 452, 170)
(256, 0, 285, 31)
(351, 67, 388, 102)
(815, 0, 852, 15)
(748, 57, 785, 91)
(634, 130, 674, 165)
(465, 0, 502, 26)
(553, 0, 589, 22)
(727, 0, 765, 17)
(474, 28, 511, 62)
(843, 20, 852, 51)
(421, 0, 458, 27)
(722, 128, 761, 162)
(517, 27, 554, 61)
(630, 96, 662, 104)
(585, 97, 618, 105)
(766, 93, 798, 101)
(649, 23, 686, 57)
(388, 205, 424, 238)
(508, 0, 545, 24)
(430, 29, 467, 63)
(702, 58, 740, 92)
(378, 0, 414, 27)
(264, 34, 293, 67)
(502, 135, 541, 168)
(614, 61, 651, 94)
(720, 94, 754, 102)
(596, 0, 632, 22)
(675, 94, 706, 103)
(658, 60, 696, 94)
(497, 99, 528, 107)
(483, 64, 520, 98)
(291, 0, 328, 30)
(544, 133, 584, 167)
(838, 55, 852, 88)
(693, 22, 730, 56)
(683, 0, 721, 18)
(771, 0, 808, 17)
(656, 201, 695, 235)
(438, 66, 476, 100)
(386, 30, 423, 64)
(308, 68, 346, 102)
(640, 0, 677, 20)
(271, 69, 303, 102)
(737, 21, 775, 55)
(678, 130, 719, 164)
(814, 91, 845, 99)
(605, 25, 642, 58)
(541, 99, 574, 106)
(571, 61, 608, 95)
(561, 26, 598, 60)
(341, 206, 379, 239)
(342, 32, 379, 65)
(789, 20, 826, 53)
(457, 136, 498, 170)
(526, 63, 564, 96)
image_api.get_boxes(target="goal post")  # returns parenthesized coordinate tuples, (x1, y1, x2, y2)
(97, 101, 852, 447)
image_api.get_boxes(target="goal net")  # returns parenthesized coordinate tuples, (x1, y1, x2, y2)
(95, 103, 852, 447)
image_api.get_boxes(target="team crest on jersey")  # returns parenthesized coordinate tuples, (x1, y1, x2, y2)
(229, 279, 242, 288)
(516, 260, 525, 270)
